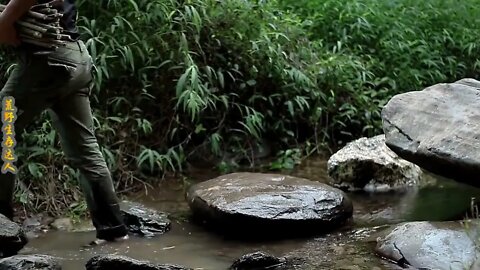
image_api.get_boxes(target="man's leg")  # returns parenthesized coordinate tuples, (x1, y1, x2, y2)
(48, 86, 128, 241)
(0, 53, 64, 220)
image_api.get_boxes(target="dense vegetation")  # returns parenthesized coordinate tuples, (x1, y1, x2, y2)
(0, 0, 478, 218)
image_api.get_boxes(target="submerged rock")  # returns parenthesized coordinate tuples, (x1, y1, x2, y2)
(0, 214, 28, 258)
(327, 134, 423, 192)
(375, 220, 480, 269)
(382, 78, 480, 188)
(0, 254, 61, 270)
(230, 251, 304, 270)
(22, 215, 43, 239)
(22, 216, 42, 232)
(50, 218, 73, 231)
(85, 255, 191, 270)
(186, 173, 353, 237)
(120, 201, 171, 237)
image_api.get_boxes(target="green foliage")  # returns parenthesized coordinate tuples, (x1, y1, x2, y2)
(278, 0, 480, 142)
(269, 148, 302, 170)
(75, 0, 317, 169)
(0, 0, 478, 216)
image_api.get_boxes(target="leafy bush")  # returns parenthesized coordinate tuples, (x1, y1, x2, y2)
(76, 0, 320, 170)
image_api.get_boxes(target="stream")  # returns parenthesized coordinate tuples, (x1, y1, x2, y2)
(18, 157, 480, 269)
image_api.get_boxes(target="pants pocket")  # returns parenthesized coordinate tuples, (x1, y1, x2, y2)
(28, 60, 73, 94)
(47, 58, 78, 76)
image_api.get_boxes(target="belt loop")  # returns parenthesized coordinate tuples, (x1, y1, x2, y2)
(77, 41, 82, 53)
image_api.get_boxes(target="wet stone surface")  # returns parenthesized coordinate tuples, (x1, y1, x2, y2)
(85, 255, 191, 270)
(0, 214, 28, 258)
(375, 220, 480, 270)
(120, 201, 171, 237)
(0, 254, 61, 270)
(230, 251, 305, 270)
(186, 172, 354, 238)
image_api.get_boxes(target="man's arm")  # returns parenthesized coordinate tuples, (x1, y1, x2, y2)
(0, 0, 37, 46)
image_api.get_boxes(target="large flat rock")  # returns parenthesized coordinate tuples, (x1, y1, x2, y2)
(382, 78, 480, 187)
(186, 173, 353, 237)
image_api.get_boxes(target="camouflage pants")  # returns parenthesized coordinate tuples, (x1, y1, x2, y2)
(0, 40, 127, 240)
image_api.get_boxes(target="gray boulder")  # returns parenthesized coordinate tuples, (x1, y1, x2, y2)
(85, 255, 191, 270)
(0, 215, 28, 258)
(375, 220, 480, 270)
(0, 255, 61, 270)
(327, 135, 423, 192)
(120, 201, 171, 237)
(186, 173, 353, 237)
(382, 78, 480, 188)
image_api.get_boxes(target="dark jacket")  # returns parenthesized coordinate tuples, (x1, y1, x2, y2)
(39, 0, 79, 39)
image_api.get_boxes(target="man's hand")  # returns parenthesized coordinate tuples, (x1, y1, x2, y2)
(0, 0, 37, 46)
(0, 18, 20, 46)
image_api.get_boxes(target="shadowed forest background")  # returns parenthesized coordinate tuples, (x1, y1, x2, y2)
(0, 0, 479, 219)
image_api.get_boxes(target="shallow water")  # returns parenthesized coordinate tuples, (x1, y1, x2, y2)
(19, 157, 480, 269)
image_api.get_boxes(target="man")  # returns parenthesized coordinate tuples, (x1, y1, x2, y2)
(0, 0, 129, 246)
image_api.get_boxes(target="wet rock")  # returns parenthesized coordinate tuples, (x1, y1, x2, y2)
(186, 173, 353, 237)
(0, 214, 28, 258)
(382, 78, 480, 188)
(0, 254, 61, 270)
(22, 216, 41, 232)
(22, 216, 43, 239)
(327, 135, 423, 192)
(70, 220, 95, 232)
(50, 218, 73, 231)
(120, 201, 171, 237)
(230, 251, 285, 269)
(85, 254, 191, 270)
(375, 220, 480, 269)
(230, 251, 300, 270)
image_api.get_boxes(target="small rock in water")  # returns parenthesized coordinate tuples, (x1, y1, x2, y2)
(230, 251, 286, 270)
(85, 254, 191, 270)
(22, 216, 43, 239)
(382, 78, 480, 188)
(22, 216, 41, 231)
(50, 218, 73, 231)
(375, 220, 480, 269)
(0, 254, 61, 270)
(186, 172, 353, 238)
(327, 134, 424, 192)
(0, 214, 28, 258)
(120, 201, 171, 237)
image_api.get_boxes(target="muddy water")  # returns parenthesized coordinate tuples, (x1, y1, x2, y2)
(20, 157, 480, 269)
